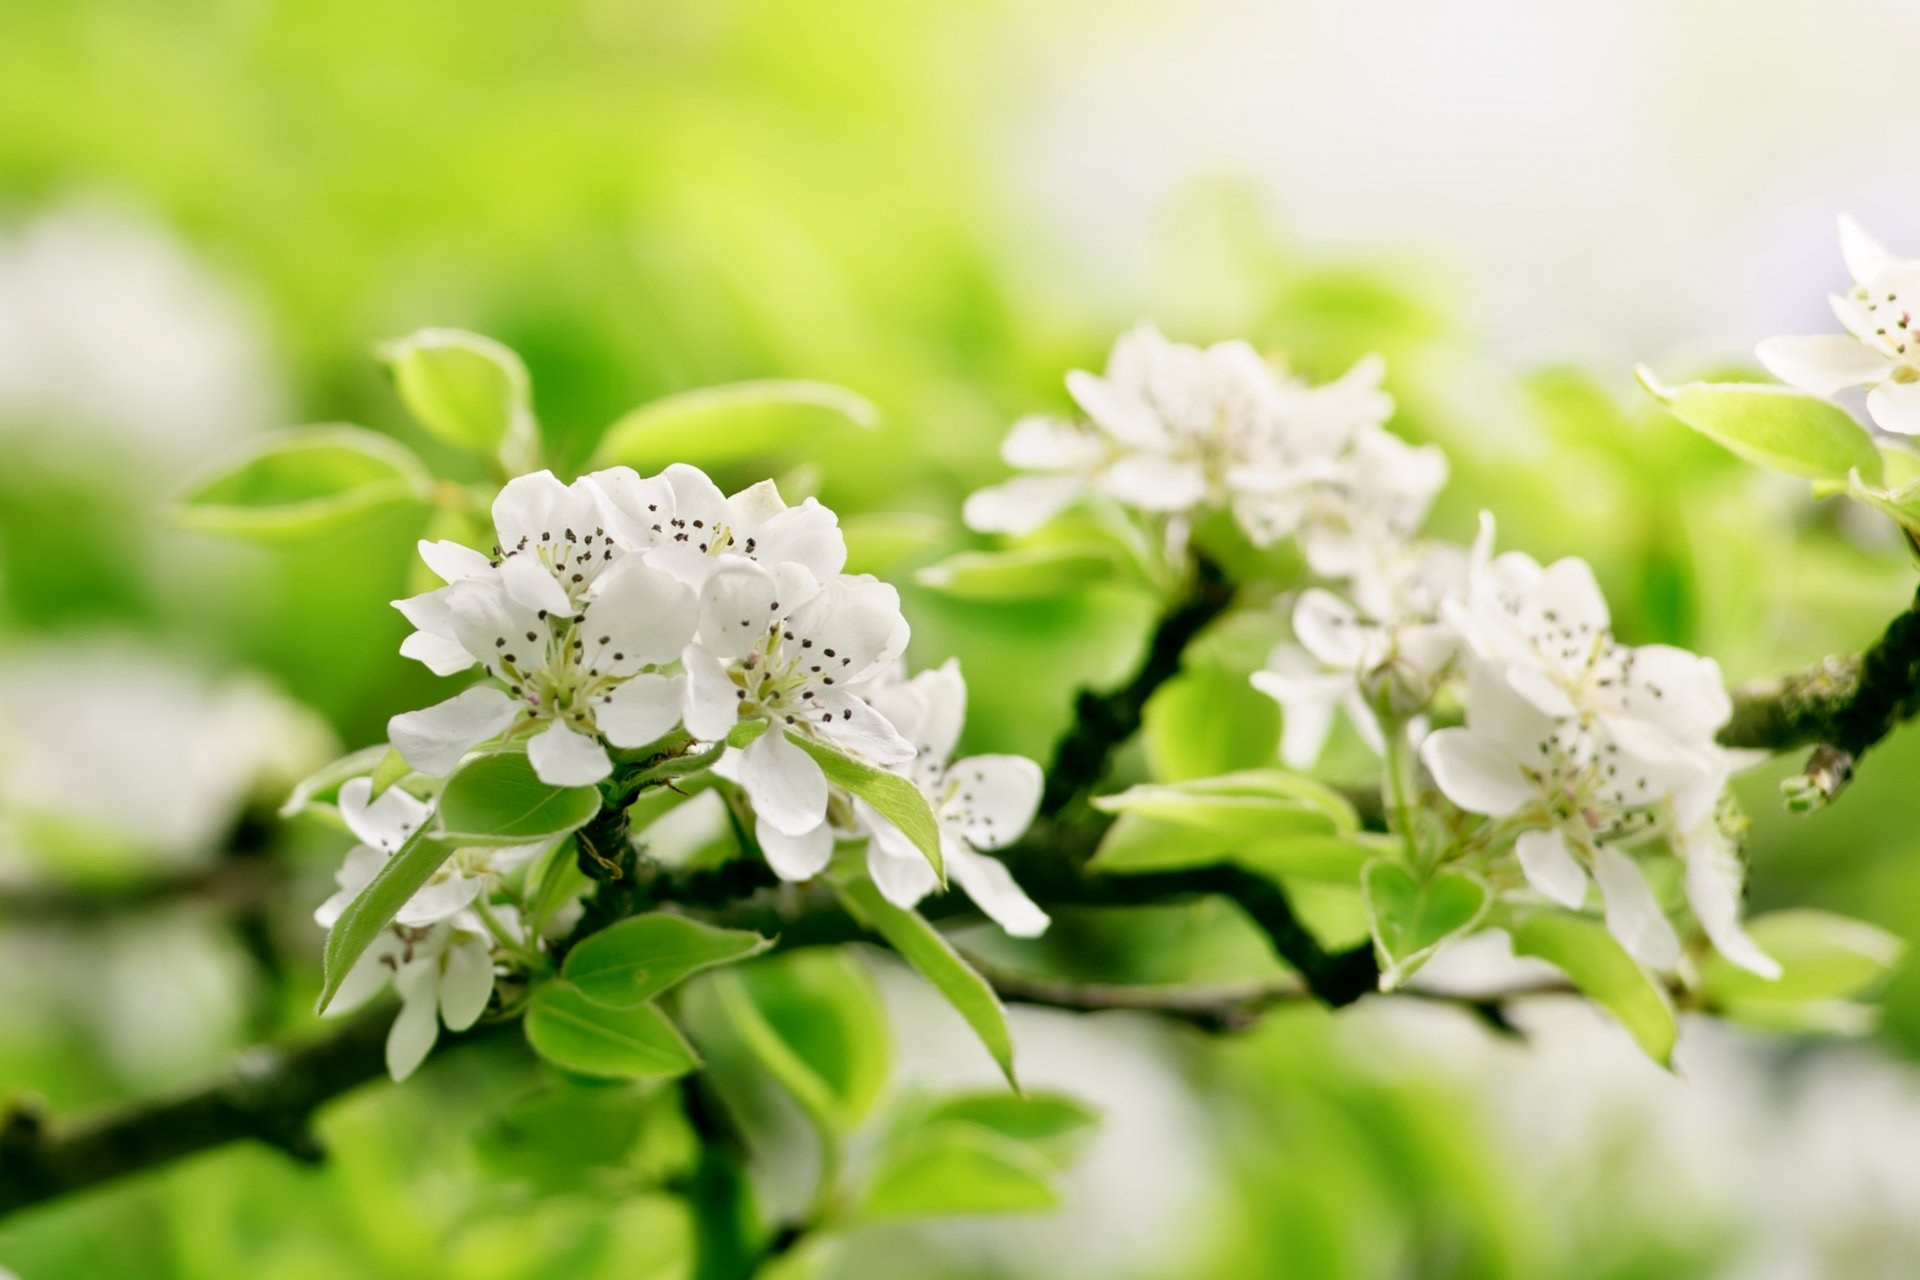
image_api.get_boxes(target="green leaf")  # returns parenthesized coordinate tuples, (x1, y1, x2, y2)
(1700, 909, 1904, 1007)
(726, 718, 769, 749)
(710, 951, 889, 1133)
(833, 875, 1018, 1088)
(786, 732, 942, 882)
(918, 1092, 1099, 1167)
(1636, 367, 1883, 485)
(1846, 469, 1920, 536)
(591, 379, 878, 469)
(915, 544, 1121, 602)
(279, 743, 391, 818)
(563, 914, 772, 1009)
(1143, 666, 1280, 782)
(435, 752, 601, 846)
(854, 1124, 1060, 1222)
(367, 746, 412, 803)
(172, 425, 430, 538)
(1510, 911, 1676, 1065)
(1091, 770, 1357, 837)
(316, 824, 455, 1014)
(380, 328, 533, 457)
(473, 1082, 691, 1191)
(1089, 813, 1382, 884)
(1362, 859, 1489, 990)
(524, 981, 701, 1079)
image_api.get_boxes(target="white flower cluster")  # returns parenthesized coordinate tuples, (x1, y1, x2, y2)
(314, 777, 537, 1079)
(964, 323, 1445, 569)
(1233, 402, 1777, 977)
(323, 465, 1051, 1075)
(1759, 215, 1920, 435)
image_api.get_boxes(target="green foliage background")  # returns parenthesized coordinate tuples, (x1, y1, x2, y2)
(3, 1, 1919, 1277)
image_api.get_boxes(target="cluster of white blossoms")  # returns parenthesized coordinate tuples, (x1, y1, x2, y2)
(323, 464, 1051, 1073)
(1236, 412, 1777, 977)
(314, 778, 538, 1079)
(963, 323, 1445, 571)
(1758, 215, 1920, 434)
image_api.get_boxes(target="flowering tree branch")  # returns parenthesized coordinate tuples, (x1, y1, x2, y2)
(1719, 581, 1920, 807)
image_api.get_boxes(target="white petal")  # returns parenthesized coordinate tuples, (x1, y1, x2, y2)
(784, 576, 908, 684)
(1756, 334, 1895, 395)
(392, 872, 484, 928)
(491, 470, 571, 546)
(585, 466, 674, 550)
(1515, 827, 1588, 909)
(739, 726, 828, 836)
(448, 577, 547, 682)
(756, 817, 834, 881)
(1868, 380, 1920, 435)
(1002, 414, 1105, 471)
(1251, 655, 1346, 770)
(393, 586, 458, 639)
(1096, 455, 1207, 512)
(1591, 845, 1681, 971)
(1839, 213, 1893, 285)
(386, 963, 443, 1081)
(389, 687, 521, 776)
(1066, 368, 1171, 449)
(946, 754, 1042, 850)
(338, 775, 431, 854)
(680, 643, 740, 742)
(815, 689, 915, 765)
(418, 539, 494, 584)
(663, 463, 732, 531)
(961, 474, 1085, 535)
(499, 551, 575, 617)
(438, 937, 496, 1031)
(865, 824, 940, 908)
(527, 722, 613, 786)
(1419, 727, 1530, 817)
(726, 477, 788, 529)
(597, 673, 685, 748)
(699, 560, 783, 660)
(752, 498, 848, 582)
(579, 558, 696, 671)
(1292, 589, 1368, 669)
(400, 631, 478, 676)
(948, 843, 1049, 938)
(1682, 827, 1781, 979)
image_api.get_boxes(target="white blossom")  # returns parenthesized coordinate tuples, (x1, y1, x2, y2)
(859, 660, 1049, 936)
(322, 906, 515, 1081)
(964, 324, 1400, 548)
(682, 571, 913, 869)
(389, 469, 697, 786)
(1758, 214, 1920, 434)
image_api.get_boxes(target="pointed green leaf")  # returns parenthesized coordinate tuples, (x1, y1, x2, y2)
(854, 1124, 1060, 1222)
(1362, 859, 1489, 989)
(435, 752, 600, 846)
(563, 913, 772, 1009)
(1511, 911, 1676, 1065)
(1089, 813, 1382, 884)
(915, 544, 1121, 602)
(172, 426, 430, 539)
(786, 732, 942, 882)
(918, 1092, 1099, 1168)
(709, 951, 889, 1133)
(834, 875, 1017, 1089)
(523, 981, 701, 1079)
(316, 824, 455, 1014)
(1637, 367, 1883, 485)
(592, 379, 878, 470)
(1092, 771, 1357, 838)
(367, 746, 412, 803)
(279, 744, 390, 818)
(1700, 909, 1904, 1007)
(1143, 666, 1281, 782)
(379, 328, 533, 458)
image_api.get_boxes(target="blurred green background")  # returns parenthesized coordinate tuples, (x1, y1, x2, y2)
(5, 1, 1920, 1276)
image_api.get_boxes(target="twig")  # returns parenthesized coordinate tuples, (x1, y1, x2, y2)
(1040, 554, 1235, 818)
(1720, 582, 1920, 808)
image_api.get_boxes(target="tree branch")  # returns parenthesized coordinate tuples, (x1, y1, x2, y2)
(1720, 581, 1920, 807)
(1039, 554, 1235, 818)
